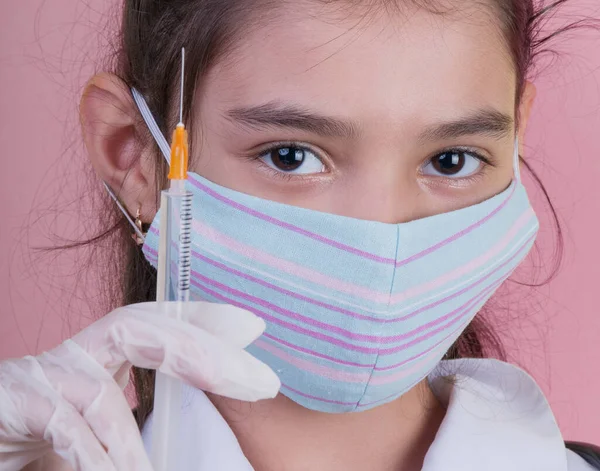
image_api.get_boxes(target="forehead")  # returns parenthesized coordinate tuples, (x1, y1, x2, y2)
(202, 1, 515, 129)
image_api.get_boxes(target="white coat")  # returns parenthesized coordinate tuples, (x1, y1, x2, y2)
(141, 358, 595, 470)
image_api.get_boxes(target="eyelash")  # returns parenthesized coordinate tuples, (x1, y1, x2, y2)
(248, 141, 327, 181)
(423, 146, 496, 183)
(248, 142, 495, 181)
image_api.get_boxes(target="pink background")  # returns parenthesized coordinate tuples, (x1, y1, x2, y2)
(1, 0, 599, 443)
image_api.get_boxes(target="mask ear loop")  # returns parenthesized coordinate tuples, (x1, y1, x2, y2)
(131, 88, 171, 164)
(513, 136, 521, 182)
(103, 182, 147, 243)
(101, 88, 173, 244)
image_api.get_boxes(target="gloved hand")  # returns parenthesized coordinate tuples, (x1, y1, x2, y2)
(0, 301, 280, 471)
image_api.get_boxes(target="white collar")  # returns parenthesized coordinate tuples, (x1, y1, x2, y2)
(142, 359, 575, 470)
(423, 358, 568, 470)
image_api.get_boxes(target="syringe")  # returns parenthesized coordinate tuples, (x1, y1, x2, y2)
(151, 47, 192, 471)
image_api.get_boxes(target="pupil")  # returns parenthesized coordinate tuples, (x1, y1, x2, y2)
(271, 147, 305, 171)
(435, 152, 464, 175)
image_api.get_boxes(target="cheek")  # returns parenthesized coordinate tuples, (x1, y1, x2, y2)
(419, 164, 514, 215)
(191, 150, 258, 194)
(189, 113, 255, 192)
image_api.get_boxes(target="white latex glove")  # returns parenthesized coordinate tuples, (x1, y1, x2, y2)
(0, 301, 280, 471)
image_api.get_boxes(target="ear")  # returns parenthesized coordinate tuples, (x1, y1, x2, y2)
(517, 80, 537, 155)
(80, 73, 158, 223)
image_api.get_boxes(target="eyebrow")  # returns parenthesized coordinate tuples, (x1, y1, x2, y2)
(417, 108, 514, 144)
(226, 102, 513, 142)
(226, 102, 360, 139)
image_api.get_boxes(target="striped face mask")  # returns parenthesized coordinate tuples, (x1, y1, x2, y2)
(133, 90, 539, 413)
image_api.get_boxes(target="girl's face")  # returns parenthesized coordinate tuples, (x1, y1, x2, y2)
(191, 1, 527, 224)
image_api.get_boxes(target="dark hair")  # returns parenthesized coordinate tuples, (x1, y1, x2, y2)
(93, 0, 586, 430)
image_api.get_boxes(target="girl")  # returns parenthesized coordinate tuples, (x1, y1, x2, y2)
(0, 0, 597, 470)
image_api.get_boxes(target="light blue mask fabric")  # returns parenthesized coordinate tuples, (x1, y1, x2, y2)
(132, 89, 539, 413)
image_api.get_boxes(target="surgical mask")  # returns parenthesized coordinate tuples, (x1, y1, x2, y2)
(130, 89, 539, 413)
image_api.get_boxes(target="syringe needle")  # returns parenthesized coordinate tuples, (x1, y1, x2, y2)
(179, 47, 185, 125)
(168, 48, 188, 184)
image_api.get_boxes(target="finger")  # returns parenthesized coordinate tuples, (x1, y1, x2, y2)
(44, 397, 118, 471)
(132, 301, 266, 348)
(0, 357, 118, 471)
(41, 343, 154, 471)
(170, 337, 281, 401)
(102, 313, 281, 401)
(0, 382, 53, 469)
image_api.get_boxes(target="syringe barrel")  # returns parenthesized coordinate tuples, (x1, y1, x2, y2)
(161, 187, 193, 303)
(151, 187, 193, 471)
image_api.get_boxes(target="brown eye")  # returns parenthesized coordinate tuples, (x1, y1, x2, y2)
(260, 145, 326, 175)
(432, 151, 465, 175)
(423, 150, 483, 178)
(270, 146, 306, 171)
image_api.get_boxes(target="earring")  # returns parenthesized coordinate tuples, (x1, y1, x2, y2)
(102, 182, 147, 245)
(132, 207, 145, 246)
